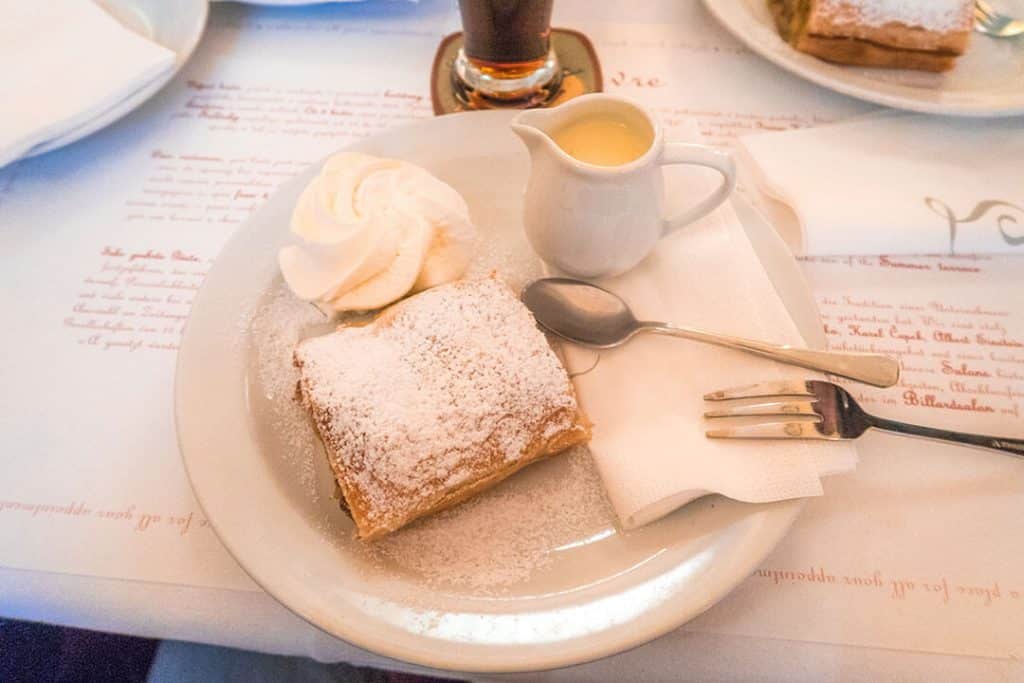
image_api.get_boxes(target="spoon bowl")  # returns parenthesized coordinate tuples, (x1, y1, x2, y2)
(521, 278, 641, 348)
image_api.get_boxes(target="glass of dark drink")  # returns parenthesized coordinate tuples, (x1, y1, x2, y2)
(453, 0, 562, 105)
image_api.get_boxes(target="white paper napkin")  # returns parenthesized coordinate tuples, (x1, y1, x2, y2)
(0, 1, 176, 168)
(564, 143, 857, 529)
(738, 114, 1024, 256)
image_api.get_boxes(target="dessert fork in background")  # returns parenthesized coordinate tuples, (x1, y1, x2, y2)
(704, 379, 1024, 456)
(975, 0, 1024, 37)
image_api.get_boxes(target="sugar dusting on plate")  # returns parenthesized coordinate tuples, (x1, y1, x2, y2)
(365, 446, 613, 591)
(250, 283, 331, 500)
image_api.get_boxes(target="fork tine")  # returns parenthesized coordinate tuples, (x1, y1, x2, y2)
(972, 0, 1024, 37)
(703, 380, 814, 401)
(704, 400, 821, 419)
(706, 421, 837, 440)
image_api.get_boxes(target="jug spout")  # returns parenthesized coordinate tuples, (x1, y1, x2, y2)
(510, 109, 559, 156)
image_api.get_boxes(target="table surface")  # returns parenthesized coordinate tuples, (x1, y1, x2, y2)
(2, 1, 1023, 681)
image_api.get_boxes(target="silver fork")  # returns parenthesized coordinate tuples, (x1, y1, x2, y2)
(975, 0, 1024, 37)
(704, 379, 1024, 456)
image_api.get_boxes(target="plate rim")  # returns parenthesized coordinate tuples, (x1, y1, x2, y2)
(211, 0, 367, 4)
(26, 0, 209, 159)
(175, 110, 813, 673)
(702, 0, 1024, 118)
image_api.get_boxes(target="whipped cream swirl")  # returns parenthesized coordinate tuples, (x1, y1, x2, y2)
(279, 152, 476, 312)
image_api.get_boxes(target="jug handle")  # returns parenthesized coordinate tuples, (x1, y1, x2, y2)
(659, 143, 737, 236)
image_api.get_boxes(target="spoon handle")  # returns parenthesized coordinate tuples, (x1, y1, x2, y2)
(640, 323, 900, 388)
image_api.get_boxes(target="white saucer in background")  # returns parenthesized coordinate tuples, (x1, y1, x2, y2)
(25, 0, 207, 161)
(703, 0, 1024, 117)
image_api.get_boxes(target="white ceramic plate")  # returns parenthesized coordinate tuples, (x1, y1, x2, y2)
(26, 0, 207, 160)
(703, 0, 1024, 117)
(175, 111, 818, 673)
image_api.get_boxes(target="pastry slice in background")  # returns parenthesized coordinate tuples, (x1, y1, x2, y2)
(770, 0, 974, 72)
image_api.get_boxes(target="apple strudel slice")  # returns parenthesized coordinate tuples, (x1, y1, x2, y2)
(294, 277, 591, 540)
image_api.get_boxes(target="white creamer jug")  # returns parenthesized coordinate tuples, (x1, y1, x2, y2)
(511, 94, 736, 277)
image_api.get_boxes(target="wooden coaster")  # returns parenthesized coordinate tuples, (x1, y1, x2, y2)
(431, 28, 603, 115)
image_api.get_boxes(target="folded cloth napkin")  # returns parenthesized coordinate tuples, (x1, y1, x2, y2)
(0, 1, 176, 168)
(563, 123, 857, 530)
(739, 114, 1024, 256)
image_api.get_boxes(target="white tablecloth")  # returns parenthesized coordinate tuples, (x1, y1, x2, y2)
(3, 2, 1022, 681)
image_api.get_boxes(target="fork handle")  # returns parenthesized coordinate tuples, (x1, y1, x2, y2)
(868, 415, 1024, 456)
(640, 323, 900, 388)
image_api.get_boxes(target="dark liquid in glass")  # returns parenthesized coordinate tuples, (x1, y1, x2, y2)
(459, 0, 555, 71)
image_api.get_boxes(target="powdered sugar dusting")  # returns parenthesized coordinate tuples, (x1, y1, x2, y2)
(367, 446, 614, 590)
(250, 283, 332, 499)
(294, 278, 585, 536)
(820, 0, 973, 31)
(464, 226, 541, 292)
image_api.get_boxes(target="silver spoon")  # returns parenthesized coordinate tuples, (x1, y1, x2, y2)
(521, 278, 900, 388)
